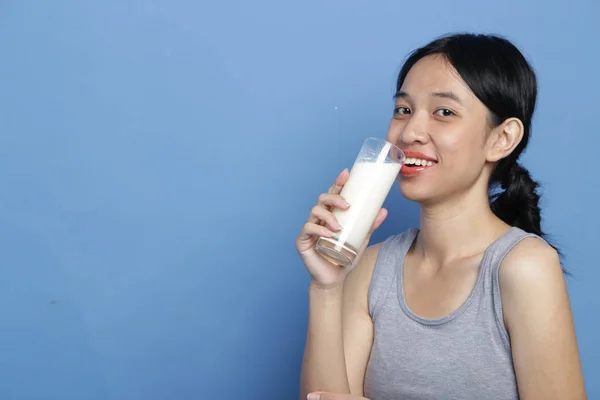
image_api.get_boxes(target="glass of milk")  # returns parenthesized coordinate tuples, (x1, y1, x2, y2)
(315, 137, 405, 267)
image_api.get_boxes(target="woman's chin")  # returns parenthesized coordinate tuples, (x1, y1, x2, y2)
(399, 188, 429, 203)
(399, 183, 439, 205)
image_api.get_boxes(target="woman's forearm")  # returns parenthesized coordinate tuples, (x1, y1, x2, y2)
(299, 282, 351, 399)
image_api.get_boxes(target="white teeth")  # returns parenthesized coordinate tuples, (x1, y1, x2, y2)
(405, 157, 435, 166)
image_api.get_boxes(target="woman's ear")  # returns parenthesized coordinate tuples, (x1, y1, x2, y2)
(486, 118, 524, 162)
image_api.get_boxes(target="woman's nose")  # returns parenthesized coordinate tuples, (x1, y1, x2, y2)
(398, 114, 430, 145)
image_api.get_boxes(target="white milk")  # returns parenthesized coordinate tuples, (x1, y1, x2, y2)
(332, 161, 401, 251)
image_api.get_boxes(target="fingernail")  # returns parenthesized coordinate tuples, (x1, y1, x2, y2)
(307, 393, 320, 400)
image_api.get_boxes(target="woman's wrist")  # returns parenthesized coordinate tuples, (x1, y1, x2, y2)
(309, 279, 345, 297)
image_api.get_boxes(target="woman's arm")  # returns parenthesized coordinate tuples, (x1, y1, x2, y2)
(500, 238, 587, 400)
(342, 244, 380, 395)
(300, 244, 379, 399)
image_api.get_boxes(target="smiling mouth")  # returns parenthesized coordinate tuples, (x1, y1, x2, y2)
(400, 157, 437, 176)
(403, 157, 436, 167)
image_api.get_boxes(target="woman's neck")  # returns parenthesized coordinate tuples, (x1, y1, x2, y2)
(415, 189, 510, 266)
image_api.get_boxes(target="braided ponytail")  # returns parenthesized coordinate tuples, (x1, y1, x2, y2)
(490, 162, 542, 235)
(489, 161, 565, 272)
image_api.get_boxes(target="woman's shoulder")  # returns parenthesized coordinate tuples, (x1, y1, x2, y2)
(499, 231, 561, 283)
(497, 231, 579, 391)
(498, 231, 565, 326)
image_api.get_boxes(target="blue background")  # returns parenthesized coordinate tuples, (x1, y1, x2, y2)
(0, 0, 598, 399)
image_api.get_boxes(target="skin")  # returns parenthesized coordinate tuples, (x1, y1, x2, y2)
(306, 393, 368, 400)
(296, 54, 586, 400)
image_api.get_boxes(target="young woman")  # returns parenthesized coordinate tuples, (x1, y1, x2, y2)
(296, 33, 587, 400)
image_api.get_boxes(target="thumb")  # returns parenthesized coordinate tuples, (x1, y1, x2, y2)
(369, 207, 388, 233)
(353, 208, 389, 261)
(307, 392, 369, 400)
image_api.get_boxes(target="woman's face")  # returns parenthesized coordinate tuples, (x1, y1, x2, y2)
(387, 54, 493, 205)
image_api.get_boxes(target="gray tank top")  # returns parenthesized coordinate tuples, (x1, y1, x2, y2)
(364, 227, 542, 400)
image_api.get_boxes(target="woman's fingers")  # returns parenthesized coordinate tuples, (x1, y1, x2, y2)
(327, 168, 350, 195)
(370, 208, 388, 232)
(308, 194, 350, 223)
(307, 392, 370, 400)
(297, 221, 335, 243)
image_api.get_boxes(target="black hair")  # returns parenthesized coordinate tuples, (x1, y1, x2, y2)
(396, 33, 565, 271)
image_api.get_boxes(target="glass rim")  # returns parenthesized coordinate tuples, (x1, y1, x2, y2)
(363, 137, 405, 160)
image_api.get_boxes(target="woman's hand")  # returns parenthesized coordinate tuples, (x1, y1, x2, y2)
(307, 392, 370, 400)
(295, 168, 387, 289)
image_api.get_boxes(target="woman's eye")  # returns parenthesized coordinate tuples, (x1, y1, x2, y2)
(394, 106, 411, 116)
(434, 108, 455, 117)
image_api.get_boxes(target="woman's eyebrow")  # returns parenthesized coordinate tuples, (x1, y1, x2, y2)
(394, 90, 463, 106)
(431, 91, 462, 105)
